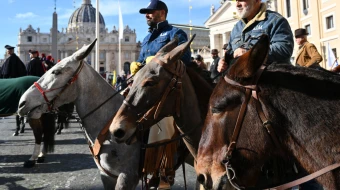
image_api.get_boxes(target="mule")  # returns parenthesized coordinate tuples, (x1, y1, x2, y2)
(18, 40, 141, 190)
(0, 76, 56, 168)
(109, 35, 213, 172)
(196, 35, 340, 189)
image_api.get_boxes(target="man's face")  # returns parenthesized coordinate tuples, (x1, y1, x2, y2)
(236, 0, 257, 19)
(29, 53, 37, 59)
(6, 49, 13, 55)
(211, 53, 218, 59)
(145, 10, 164, 27)
(295, 36, 306, 46)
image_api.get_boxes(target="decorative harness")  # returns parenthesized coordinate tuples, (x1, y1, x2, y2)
(34, 60, 119, 179)
(222, 64, 340, 190)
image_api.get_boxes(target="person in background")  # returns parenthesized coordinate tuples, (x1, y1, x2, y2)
(210, 49, 220, 83)
(218, 0, 294, 72)
(294, 28, 323, 69)
(0, 45, 27, 78)
(43, 55, 55, 71)
(26, 50, 45, 77)
(194, 54, 207, 70)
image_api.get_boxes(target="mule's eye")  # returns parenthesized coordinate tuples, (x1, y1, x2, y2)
(142, 78, 157, 87)
(52, 70, 62, 75)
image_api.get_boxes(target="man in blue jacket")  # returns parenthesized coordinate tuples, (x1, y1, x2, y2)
(218, 0, 294, 72)
(137, 0, 191, 65)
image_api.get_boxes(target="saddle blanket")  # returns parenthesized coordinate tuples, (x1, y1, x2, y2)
(0, 76, 39, 115)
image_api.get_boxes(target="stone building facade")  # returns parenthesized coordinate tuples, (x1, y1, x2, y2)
(17, 0, 140, 75)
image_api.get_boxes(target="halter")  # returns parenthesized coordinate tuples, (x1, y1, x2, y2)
(124, 58, 185, 135)
(34, 60, 85, 111)
(221, 64, 340, 190)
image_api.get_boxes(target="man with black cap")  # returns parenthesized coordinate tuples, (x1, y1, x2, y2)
(26, 50, 45, 77)
(136, 0, 191, 66)
(294, 28, 322, 68)
(0, 45, 27, 78)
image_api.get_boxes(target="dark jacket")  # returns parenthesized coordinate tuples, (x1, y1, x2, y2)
(137, 20, 191, 65)
(26, 57, 45, 77)
(210, 56, 220, 83)
(0, 53, 27, 78)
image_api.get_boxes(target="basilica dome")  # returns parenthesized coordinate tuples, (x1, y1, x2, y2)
(68, 0, 105, 32)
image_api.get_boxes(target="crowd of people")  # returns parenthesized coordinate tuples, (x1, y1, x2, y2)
(0, 46, 57, 79)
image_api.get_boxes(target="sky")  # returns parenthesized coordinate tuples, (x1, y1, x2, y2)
(0, 0, 221, 57)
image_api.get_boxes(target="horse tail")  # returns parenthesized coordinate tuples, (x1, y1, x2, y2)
(41, 113, 56, 153)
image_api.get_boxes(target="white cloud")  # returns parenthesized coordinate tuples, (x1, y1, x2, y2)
(8, 0, 14, 3)
(16, 12, 37, 19)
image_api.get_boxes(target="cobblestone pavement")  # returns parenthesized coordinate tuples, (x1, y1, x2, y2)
(0, 115, 197, 190)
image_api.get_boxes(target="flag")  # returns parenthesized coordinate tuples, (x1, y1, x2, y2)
(112, 70, 116, 86)
(118, 1, 124, 40)
(327, 42, 338, 70)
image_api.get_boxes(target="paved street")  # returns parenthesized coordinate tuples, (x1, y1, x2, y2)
(0, 115, 197, 190)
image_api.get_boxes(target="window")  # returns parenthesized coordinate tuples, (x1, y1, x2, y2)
(87, 38, 91, 41)
(68, 38, 72, 41)
(302, 0, 309, 10)
(111, 38, 116, 42)
(100, 52, 105, 59)
(27, 36, 32, 42)
(305, 24, 311, 36)
(43, 38, 47, 43)
(286, 0, 291, 17)
(125, 36, 130, 42)
(124, 52, 130, 59)
(326, 15, 334, 29)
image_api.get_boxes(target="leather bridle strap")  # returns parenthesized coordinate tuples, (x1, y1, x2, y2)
(267, 163, 340, 190)
(87, 116, 118, 178)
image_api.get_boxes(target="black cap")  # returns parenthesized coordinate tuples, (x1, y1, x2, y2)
(194, 54, 203, 61)
(222, 44, 228, 50)
(29, 49, 38, 54)
(4, 45, 15, 50)
(295, 28, 309, 38)
(139, 0, 168, 14)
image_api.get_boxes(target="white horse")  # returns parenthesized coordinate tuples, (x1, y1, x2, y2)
(18, 40, 140, 190)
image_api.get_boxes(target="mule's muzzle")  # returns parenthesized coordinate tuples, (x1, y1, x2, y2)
(197, 173, 213, 189)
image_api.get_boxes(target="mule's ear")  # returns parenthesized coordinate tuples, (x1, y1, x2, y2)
(155, 36, 179, 57)
(162, 34, 196, 64)
(73, 39, 97, 61)
(229, 34, 269, 80)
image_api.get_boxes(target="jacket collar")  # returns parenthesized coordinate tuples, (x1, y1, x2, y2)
(148, 20, 169, 32)
(241, 3, 267, 31)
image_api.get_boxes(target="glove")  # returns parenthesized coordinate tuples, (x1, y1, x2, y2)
(145, 56, 155, 64)
(130, 61, 142, 75)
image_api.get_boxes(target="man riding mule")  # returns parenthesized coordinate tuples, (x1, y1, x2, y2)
(196, 35, 340, 190)
(122, 0, 193, 188)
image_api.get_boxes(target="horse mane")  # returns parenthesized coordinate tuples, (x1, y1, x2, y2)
(261, 64, 340, 99)
(186, 63, 214, 119)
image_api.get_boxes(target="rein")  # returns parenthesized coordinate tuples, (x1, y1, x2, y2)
(222, 64, 340, 190)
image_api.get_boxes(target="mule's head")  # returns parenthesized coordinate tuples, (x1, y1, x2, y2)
(110, 35, 195, 143)
(18, 40, 97, 119)
(196, 35, 270, 189)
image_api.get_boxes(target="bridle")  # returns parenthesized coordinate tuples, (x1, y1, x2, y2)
(34, 60, 85, 112)
(123, 58, 185, 137)
(221, 64, 340, 190)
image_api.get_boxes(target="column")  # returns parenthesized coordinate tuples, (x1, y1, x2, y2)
(209, 33, 215, 50)
(222, 33, 228, 46)
(91, 51, 95, 68)
(106, 51, 112, 72)
(65, 51, 68, 58)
